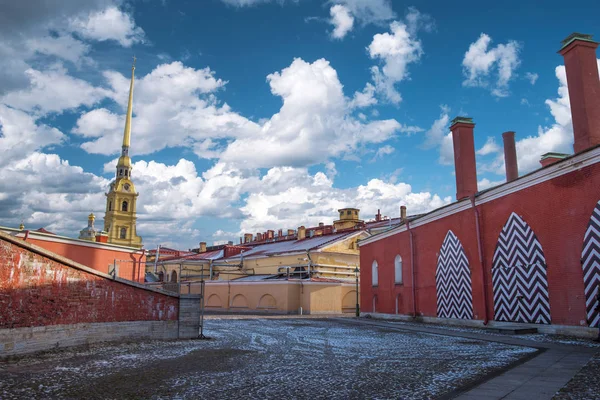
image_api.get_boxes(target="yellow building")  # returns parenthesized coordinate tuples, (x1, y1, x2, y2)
(148, 207, 415, 314)
(103, 60, 142, 249)
(150, 209, 370, 314)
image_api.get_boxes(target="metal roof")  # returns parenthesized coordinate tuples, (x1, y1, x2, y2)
(231, 274, 278, 281)
(226, 230, 364, 259)
(159, 249, 224, 263)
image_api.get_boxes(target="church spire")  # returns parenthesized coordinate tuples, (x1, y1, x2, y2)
(116, 57, 135, 180)
(122, 56, 135, 156)
(103, 57, 142, 249)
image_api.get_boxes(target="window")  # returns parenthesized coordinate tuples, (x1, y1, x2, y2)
(120, 227, 127, 239)
(171, 270, 177, 283)
(347, 210, 351, 216)
(108, 201, 112, 211)
(122, 201, 128, 212)
(119, 169, 123, 176)
(394, 255, 403, 284)
(372, 260, 378, 287)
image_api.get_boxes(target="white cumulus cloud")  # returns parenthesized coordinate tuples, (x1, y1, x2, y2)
(462, 33, 521, 97)
(329, 4, 354, 39)
(364, 8, 431, 104)
(69, 6, 145, 47)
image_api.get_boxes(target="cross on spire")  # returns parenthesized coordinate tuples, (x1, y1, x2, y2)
(132, 55, 136, 68)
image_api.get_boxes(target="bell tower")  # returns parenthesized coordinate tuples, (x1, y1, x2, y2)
(103, 58, 143, 248)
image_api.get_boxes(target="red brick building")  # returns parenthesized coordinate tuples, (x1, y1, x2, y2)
(359, 33, 600, 335)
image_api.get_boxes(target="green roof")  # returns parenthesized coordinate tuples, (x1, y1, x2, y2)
(450, 116, 474, 126)
(541, 152, 569, 160)
(560, 33, 597, 50)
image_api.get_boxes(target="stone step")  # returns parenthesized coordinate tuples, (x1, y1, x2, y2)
(486, 325, 538, 335)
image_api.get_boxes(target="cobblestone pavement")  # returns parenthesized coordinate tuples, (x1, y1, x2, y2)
(0, 318, 537, 400)
(553, 353, 600, 400)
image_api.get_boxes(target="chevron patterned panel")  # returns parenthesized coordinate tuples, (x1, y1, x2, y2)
(582, 200, 600, 328)
(492, 212, 551, 324)
(436, 231, 474, 319)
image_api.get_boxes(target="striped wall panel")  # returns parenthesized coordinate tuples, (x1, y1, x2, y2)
(582, 200, 600, 328)
(436, 231, 474, 319)
(492, 212, 550, 324)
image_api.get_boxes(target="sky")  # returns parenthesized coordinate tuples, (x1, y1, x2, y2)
(0, 0, 598, 250)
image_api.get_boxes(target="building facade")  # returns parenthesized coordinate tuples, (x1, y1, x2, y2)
(1, 226, 147, 282)
(359, 33, 600, 336)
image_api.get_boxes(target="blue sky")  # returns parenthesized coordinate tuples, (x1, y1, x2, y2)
(0, 0, 597, 249)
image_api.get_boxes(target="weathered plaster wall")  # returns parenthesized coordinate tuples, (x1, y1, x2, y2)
(186, 281, 357, 314)
(0, 233, 182, 356)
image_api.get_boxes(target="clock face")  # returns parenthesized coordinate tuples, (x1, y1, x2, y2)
(124, 184, 130, 191)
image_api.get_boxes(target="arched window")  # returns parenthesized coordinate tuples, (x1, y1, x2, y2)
(119, 169, 123, 176)
(122, 201, 128, 212)
(120, 227, 127, 239)
(108, 201, 112, 211)
(395, 255, 403, 284)
(171, 270, 177, 283)
(372, 260, 378, 287)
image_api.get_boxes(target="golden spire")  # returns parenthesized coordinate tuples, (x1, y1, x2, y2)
(122, 56, 136, 150)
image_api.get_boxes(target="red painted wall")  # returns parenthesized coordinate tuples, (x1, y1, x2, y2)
(0, 237, 177, 329)
(21, 235, 146, 282)
(360, 161, 600, 327)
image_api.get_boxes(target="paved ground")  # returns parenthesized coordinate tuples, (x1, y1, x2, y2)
(554, 353, 600, 400)
(340, 318, 599, 400)
(0, 318, 538, 400)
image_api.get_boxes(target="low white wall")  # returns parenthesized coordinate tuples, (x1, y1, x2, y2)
(0, 320, 179, 357)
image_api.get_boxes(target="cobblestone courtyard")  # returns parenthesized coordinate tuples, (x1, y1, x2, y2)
(0, 318, 543, 399)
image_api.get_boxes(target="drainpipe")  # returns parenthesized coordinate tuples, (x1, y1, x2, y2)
(470, 195, 490, 325)
(227, 280, 231, 312)
(179, 263, 182, 294)
(139, 248, 146, 282)
(153, 244, 161, 273)
(406, 221, 417, 317)
(209, 260, 213, 280)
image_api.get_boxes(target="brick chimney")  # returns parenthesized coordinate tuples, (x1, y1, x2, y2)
(559, 33, 600, 153)
(278, 229, 283, 237)
(375, 209, 382, 222)
(502, 131, 519, 182)
(450, 117, 478, 200)
(199, 242, 207, 253)
(400, 205, 407, 222)
(256, 233, 263, 241)
(297, 226, 306, 240)
(287, 229, 295, 237)
(267, 230, 274, 239)
(540, 152, 569, 167)
(244, 233, 253, 243)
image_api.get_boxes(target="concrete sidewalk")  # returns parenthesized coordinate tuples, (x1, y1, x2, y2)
(335, 318, 597, 400)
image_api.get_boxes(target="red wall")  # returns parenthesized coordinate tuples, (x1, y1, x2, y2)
(0, 237, 177, 329)
(360, 161, 600, 327)
(22, 235, 146, 282)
